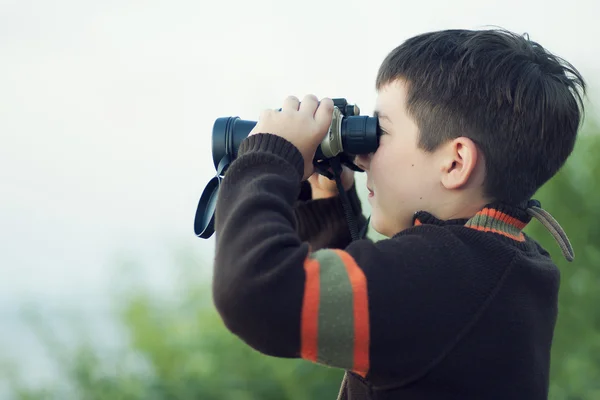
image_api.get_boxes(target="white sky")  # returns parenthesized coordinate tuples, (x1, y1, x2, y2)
(1, 0, 599, 308)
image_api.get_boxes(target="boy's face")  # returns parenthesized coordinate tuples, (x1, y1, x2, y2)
(355, 79, 446, 237)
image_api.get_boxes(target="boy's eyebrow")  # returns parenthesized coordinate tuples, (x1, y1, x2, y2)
(373, 111, 391, 124)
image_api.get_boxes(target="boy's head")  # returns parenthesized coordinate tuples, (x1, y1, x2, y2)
(355, 28, 586, 238)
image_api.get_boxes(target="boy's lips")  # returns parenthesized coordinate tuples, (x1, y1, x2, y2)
(367, 185, 374, 197)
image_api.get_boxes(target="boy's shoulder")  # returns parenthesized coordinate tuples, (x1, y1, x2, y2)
(346, 211, 560, 388)
(373, 208, 556, 277)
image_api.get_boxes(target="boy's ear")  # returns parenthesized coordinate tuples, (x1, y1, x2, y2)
(439, 137, 480, 190)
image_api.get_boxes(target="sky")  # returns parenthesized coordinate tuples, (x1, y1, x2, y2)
(1, 0, 599, 340)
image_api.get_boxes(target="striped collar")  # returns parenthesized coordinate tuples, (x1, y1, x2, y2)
(413, 203, 532, 242)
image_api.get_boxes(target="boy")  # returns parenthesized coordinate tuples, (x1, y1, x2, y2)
(211, 29, 585, 399)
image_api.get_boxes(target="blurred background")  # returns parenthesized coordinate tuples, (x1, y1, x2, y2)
(1, 0, 599, 398)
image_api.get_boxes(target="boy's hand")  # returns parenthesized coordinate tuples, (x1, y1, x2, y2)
(308, 166, 355, 199)
(248, 95, 334, 181)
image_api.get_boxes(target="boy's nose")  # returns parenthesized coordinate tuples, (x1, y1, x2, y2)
(355, 153, 372, 172)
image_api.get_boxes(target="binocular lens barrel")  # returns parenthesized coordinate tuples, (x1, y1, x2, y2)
(212, 115, 379, 171)
(341, 116, 379, 155)
(212, 117, 256, 171)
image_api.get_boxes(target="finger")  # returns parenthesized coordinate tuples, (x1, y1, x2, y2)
(282, 95, 300, 113)
(299, 94, 319, 117)
(314, 97, 335, 131)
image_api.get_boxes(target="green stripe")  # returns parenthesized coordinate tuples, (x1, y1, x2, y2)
(465, 214, 521, 237)
(312, 249, 354, 369)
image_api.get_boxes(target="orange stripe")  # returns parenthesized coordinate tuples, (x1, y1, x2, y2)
(414, 218, 422, 226)
(479, 208, 527, 230)
(301, 256, 320, 362)
(335, 250, 370, 377)
(468, 225, 525, 242)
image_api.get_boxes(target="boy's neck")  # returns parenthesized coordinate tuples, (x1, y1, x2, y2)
(429, 193, 491, 222)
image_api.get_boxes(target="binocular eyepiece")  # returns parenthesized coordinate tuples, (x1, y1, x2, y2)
(195, 98, 380, 239)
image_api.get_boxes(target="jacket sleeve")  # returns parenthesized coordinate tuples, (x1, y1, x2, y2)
(212, 134, 509, 381)
(294, 181, 368, 251)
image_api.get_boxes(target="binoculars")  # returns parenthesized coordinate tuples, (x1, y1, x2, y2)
(194, 98, 380, 239)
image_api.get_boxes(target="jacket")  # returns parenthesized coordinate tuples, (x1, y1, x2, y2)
(212, 133, 567, 399)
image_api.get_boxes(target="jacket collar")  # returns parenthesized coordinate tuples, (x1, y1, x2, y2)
(412, 200, 574, 262)
(413, 202, 531, 243)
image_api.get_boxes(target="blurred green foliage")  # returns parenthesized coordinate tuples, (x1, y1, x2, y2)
(2, 124, 600, 399)
(528, 124, 600, 400)
(1, 259, 344, 400)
